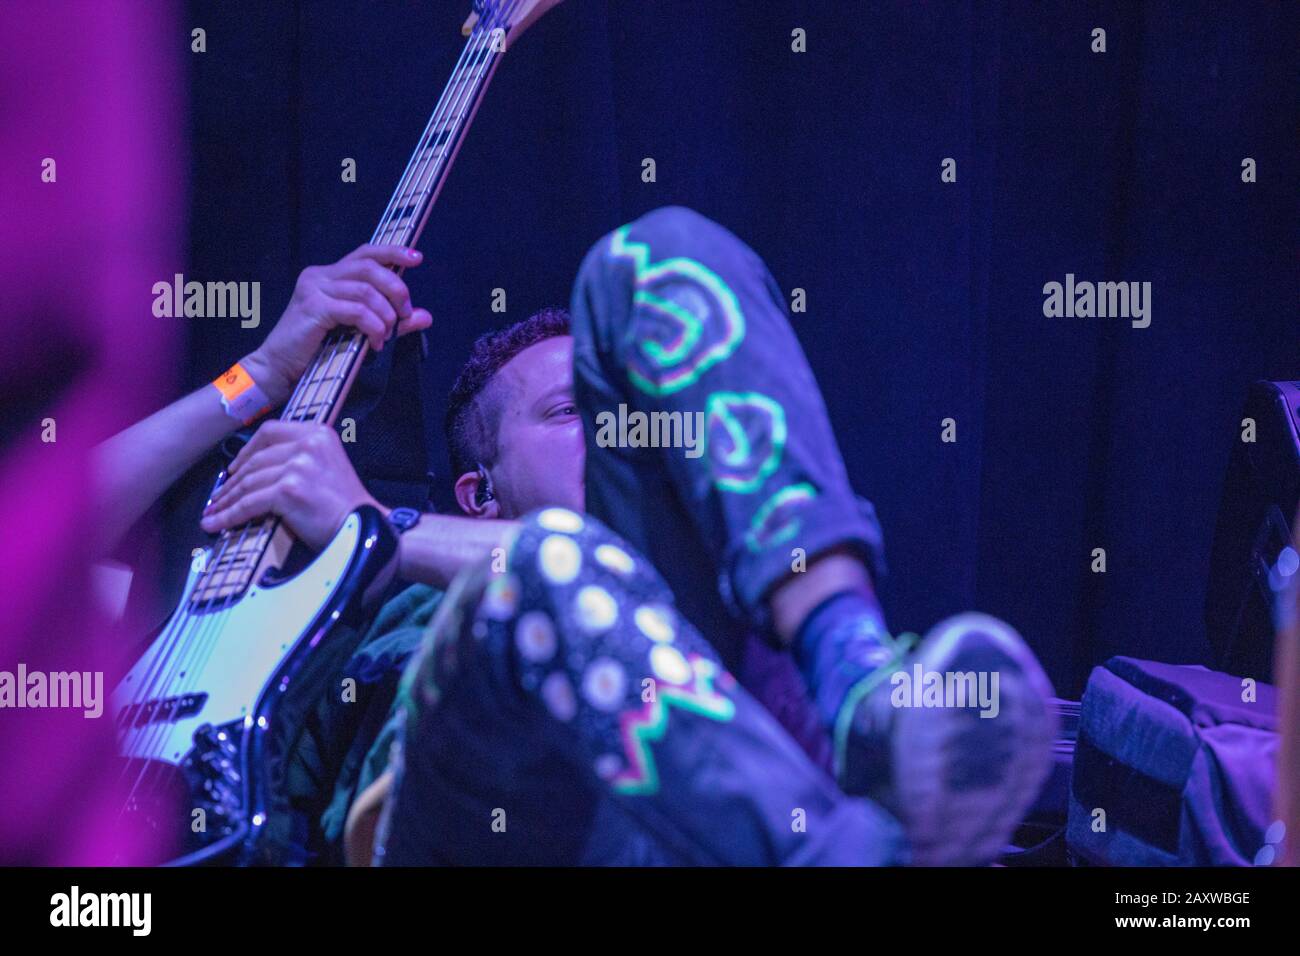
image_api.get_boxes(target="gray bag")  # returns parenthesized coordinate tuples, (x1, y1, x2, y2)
(1066, 656, 1281, 866)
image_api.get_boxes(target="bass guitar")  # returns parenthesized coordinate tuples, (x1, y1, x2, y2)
(112, 0, 563, 865)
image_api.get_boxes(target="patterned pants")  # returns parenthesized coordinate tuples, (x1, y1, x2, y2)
(378, 207, 901, 864)
(378, 510, 901, 864)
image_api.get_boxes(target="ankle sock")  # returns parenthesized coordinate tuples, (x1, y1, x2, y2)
(793, 590, 900, 731)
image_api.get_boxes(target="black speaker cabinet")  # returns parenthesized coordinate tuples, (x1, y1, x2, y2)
(1206, 381, 1300, 682)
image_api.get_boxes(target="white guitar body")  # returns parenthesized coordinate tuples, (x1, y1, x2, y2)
(113, 508, 396, 865)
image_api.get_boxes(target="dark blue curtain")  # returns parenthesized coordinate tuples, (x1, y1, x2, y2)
(180, 0, 1298, 696)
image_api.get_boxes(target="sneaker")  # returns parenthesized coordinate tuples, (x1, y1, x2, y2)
(837, 612, 1057, 865)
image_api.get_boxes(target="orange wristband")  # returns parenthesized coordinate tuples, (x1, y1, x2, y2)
(213, 362, 272, 425)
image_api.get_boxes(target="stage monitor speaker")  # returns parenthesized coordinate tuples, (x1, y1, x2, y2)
(1206, 380, 1300, 682)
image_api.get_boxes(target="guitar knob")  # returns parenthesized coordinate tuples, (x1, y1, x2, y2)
(193, 723, 219, 746)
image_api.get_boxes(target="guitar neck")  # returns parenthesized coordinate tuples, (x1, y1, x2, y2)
(280, 18, 511, 428)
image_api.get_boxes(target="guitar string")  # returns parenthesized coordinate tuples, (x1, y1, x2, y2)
(116, 7, 514, 836)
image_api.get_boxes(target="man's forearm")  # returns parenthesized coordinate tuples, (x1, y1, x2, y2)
(392, 512, 520, 589)
(93, 381, 243, 555)
(93, 348, 295, 556)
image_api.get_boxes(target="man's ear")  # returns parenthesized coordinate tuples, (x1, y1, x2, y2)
(453, 470, 500, 519)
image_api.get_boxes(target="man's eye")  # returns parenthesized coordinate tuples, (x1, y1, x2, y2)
(553, 404, 577, 418)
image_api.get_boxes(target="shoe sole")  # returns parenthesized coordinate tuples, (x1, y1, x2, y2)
(889, 613, 1057, 866)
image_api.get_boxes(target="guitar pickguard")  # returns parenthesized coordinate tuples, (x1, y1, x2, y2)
(113, 508, 396, 864)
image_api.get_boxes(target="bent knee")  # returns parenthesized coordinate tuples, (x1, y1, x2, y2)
(633, 204, 718, 234)
(628, 205, 743, 258)
(580, 206, 736, 273)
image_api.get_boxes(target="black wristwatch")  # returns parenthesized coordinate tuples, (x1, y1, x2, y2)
(387, 506, 423, 534)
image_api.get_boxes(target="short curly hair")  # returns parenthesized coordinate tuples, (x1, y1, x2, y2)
(445, 307, 571, 479)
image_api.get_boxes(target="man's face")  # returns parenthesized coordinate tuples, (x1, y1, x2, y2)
(480, 334, 586, 518)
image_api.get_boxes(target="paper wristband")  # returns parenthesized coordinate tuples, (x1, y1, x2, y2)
(213, 362, 272, 425)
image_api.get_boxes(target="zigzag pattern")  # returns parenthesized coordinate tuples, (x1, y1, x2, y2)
(610, 653, 736, 796)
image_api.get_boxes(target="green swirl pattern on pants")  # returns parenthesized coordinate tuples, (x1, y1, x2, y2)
(609, 225, 747, 397)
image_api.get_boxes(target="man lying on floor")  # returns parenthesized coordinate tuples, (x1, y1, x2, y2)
(101, 206, 1057, 865)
